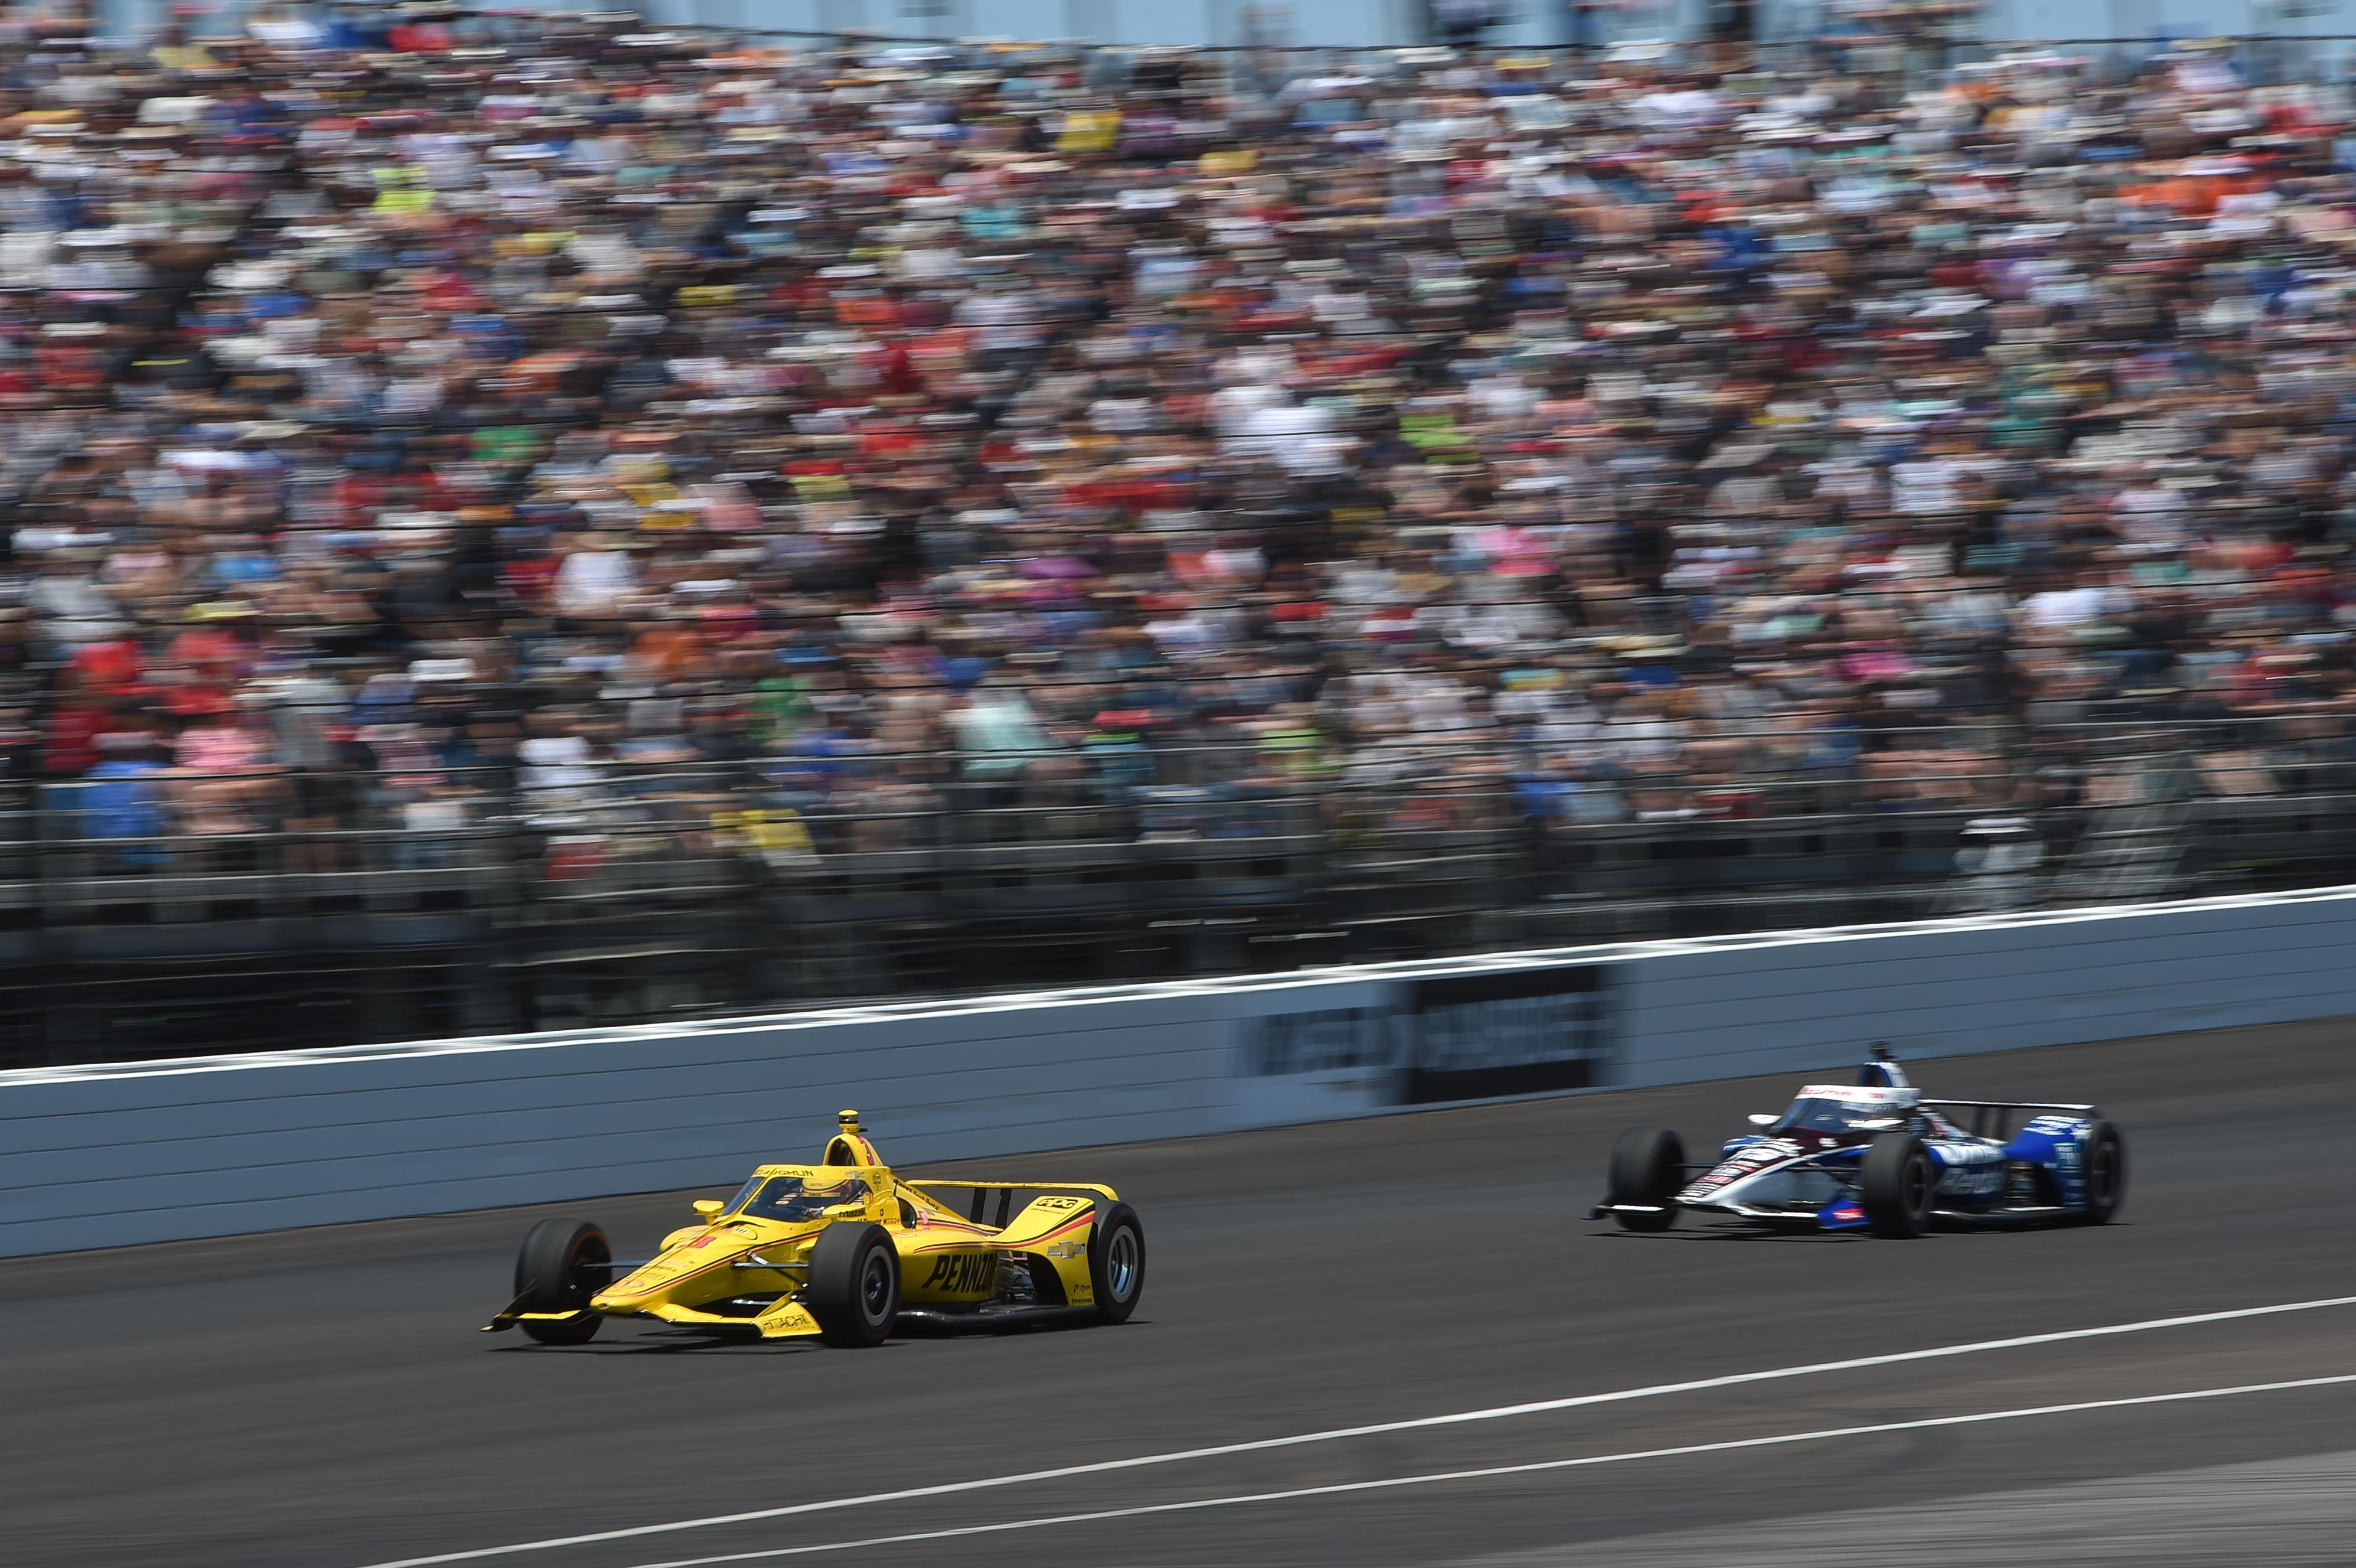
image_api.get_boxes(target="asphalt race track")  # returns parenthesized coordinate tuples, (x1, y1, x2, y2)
(11, 1018, 2356, 1568)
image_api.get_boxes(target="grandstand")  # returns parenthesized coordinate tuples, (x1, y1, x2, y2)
(5, 9, 2356, 1064)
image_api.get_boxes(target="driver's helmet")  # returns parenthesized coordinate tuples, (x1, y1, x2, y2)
(1867, 1087, 1924, 1133)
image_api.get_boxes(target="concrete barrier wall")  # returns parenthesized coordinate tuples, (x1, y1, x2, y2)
(7, 886, 2355, 1258)
(1616, 888, 2356, 1086)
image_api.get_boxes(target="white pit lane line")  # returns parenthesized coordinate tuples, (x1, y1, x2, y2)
(623, 1373, 2356, 1567)
(357, 1293, 2356, 1568)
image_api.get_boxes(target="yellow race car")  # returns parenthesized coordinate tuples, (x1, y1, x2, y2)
(482, 1111, 1145, 1347)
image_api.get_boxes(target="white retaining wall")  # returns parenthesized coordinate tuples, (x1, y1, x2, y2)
(6, 886, 2355, 1259)
(1617, 887, 2356, 1086)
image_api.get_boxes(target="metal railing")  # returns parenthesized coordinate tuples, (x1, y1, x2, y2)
(5, 713, 2356, 1067)
(118, 8, 2356, 99)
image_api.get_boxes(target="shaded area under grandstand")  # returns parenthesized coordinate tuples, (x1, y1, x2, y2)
(6, 713, 2356, 1068)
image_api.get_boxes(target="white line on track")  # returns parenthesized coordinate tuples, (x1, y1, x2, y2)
(624, 1371, 2356, 1567)
(357, 1294, 2356, 1568)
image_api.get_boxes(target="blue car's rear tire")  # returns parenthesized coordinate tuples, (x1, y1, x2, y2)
(2079, 1122, 2126, 1224)
(1607, 1128, 1684, 1231)
(514, 1218, 609, 1344)
(1861, 1135, 1934, 1239)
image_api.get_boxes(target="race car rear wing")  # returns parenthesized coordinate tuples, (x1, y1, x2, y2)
(904, 1179, 1119, 1228)
(1922, 1099, 2096, 1139)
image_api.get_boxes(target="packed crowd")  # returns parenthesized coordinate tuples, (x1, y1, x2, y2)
(6, 6, 2356, 869)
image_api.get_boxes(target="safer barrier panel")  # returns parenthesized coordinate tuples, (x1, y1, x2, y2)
(7, 885, 2356, 1258)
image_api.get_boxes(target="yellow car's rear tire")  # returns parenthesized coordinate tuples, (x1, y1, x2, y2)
(514, 1218, 609, 1345)
(1088, 1203, 1145, 1325)
(807, 1223, 900, 1347)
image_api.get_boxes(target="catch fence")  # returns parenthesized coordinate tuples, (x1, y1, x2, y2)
(163, 6, 2356, 98)
(6, 710, 2354, 1067)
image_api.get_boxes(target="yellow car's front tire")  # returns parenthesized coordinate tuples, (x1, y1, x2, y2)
(807, 1223, 899, 1347)
(514, 1218, 609, 1345)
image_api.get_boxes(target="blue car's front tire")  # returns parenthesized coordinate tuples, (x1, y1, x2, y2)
(1607, 1128, 1684, 1232)
(1861, 1135, 1934, 1239)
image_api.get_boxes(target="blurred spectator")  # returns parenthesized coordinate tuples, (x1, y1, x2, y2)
(78, 731, 169, 869)
(0, 10, 2349, 891)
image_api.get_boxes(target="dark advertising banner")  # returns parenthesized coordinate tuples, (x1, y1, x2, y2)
(1229, 966, 1615, 1121)
(1400, 965, 1611, 1104)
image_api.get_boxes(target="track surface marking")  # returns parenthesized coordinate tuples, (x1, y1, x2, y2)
(359, 1294, 2356, 1568)
(8, 1019, 2356, 1568)
(617, 1374, 2356, 1566)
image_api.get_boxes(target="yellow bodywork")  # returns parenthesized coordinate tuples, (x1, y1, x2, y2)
(484, 1113, 1117, 1341)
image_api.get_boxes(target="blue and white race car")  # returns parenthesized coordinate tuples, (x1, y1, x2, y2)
(1588, 1048, 2126, 1238)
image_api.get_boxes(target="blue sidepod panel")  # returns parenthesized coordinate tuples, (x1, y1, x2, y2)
(2004, 1116, 2097, 1209)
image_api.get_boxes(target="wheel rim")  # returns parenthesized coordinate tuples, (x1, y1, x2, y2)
(567, 1236, 610, 1303)
(2090, 1142, 2117, 1205)
(1905, 1158, 1931, 1216)
(1106, 1227, 1139, 1300)
(860, 1249, 894, 1325)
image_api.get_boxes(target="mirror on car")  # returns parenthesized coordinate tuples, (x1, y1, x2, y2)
(693, 1199, 724, 1220)
(1747, 1113, 1777, 1127)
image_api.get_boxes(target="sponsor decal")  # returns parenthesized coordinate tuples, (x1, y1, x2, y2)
(1940, 1165, 2005, 1197)
(2053, 1132, 2088, 1203)
(1231, 966, 1615, 1114)
(1238, 1006, 1395, 1077)
(920, 1252, 1000, 1294)
(1685, 1140, 1794, 1197)
(1400, 967, 1609, 1104)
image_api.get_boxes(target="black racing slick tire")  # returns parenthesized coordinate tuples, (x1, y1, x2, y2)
(2079, 1121, 2127, 1225)
(514, 1218, 610, 1344)
(1088, 1202, 1146, 1325)
(1861, 1134, 1935, 1239)
(1606, 1128, 1684, 1232)
(807, 1223, 900, 1347)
